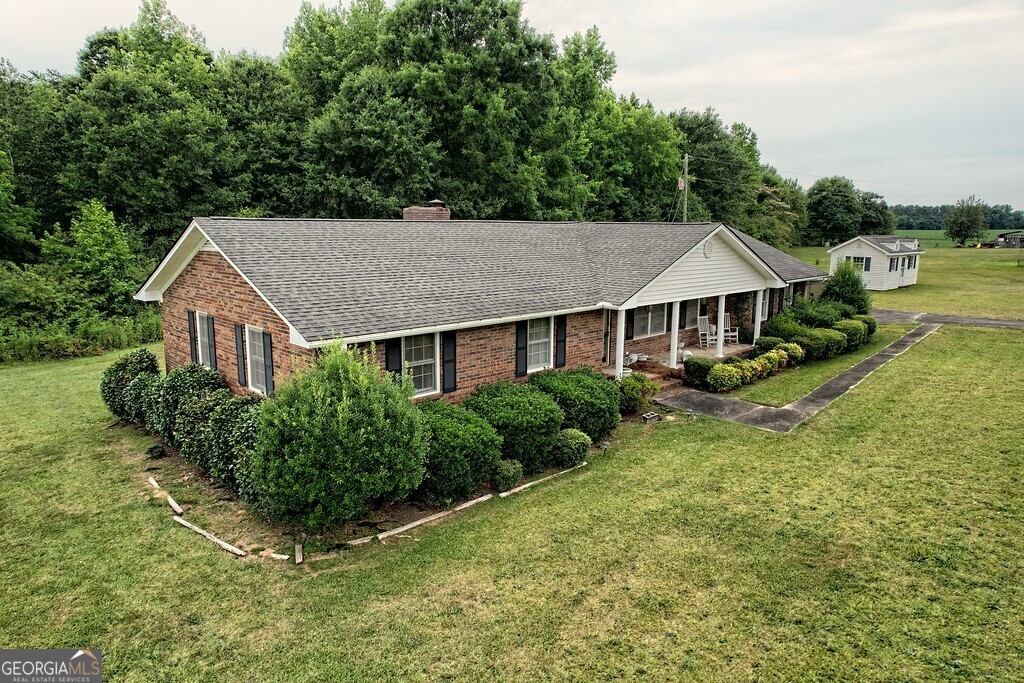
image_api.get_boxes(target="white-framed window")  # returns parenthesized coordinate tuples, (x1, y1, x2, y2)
(404, 332, 439, 396)
(527, 317, 553, 372)
(195, 311, 214, 368)
(760, 290, 770, 321)
(634, 303, 667, 338)
(907, 255, 917, 269)
(245, 325, 267, 394)
(889, 257, 899, 272)
(845, 255, 871, 272)
(683, 299, 699, 329)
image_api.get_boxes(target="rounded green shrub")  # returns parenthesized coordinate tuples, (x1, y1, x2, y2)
(245, 343, 427, 528)
(551, 428, 591, 468)
(152, 364, 227, 445)
(464, 380, 564, 474)
(789, 298, 854, 328)
(707, 363, 743, 392)
(682, 357, 718, 391)
(833, 318, 868, 352)
(804, 328, 848, 360)
(226, 404, 264, 503)
(854, 314, 877, 337)
(416, 400, 503, 507)
(207, 395, 263, 490)
(122, 372, 157, 426)
(753, 336, 784, 354)
(141, 376, 166, 435)
(174, 389, 232, 470)
(762, 311, 814, 341)
(528, 367, 621, 440)
(777, 342, 805, 363)
(99, 347, 159, 419)
(492, 459, 523, 492)
(822, 259, 872, 314)
(618, 372, 659, 415)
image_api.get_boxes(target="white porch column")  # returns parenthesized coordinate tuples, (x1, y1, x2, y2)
(715, 294, 726, 358)
(615, 308, 627, 379)
(753, 288, 764, 341)
(669, 301, 680, 368)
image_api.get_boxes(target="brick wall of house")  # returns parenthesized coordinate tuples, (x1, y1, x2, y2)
(366, 309, 606, 403)
(162, 250, 315, 394)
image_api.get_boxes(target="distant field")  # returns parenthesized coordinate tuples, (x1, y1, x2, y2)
(787, 245, 1024, 320)
(894, 229, 1005, 248)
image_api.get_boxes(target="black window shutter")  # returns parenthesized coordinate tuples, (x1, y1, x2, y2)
(384, 339, 403, 376)
(186, 310, 198, 364)
(625, 309, 635, 340)
(679, 300, 687, 327)
(554, 315, 567, 368)
(441, 330, 457, 393)
(206, 315, 217, 371)
(262, 331, 274, 396)
(767, 289, 776, 317)
(664, 305, 671, 331)
(515, 321, 528, 377)
(234, 324, 247, 387)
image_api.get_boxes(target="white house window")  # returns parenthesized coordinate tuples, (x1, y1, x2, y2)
(889, 257, 899, 272)
(195, 311, 214, 368)
(404, 333, 438, 396)
(907, 255, 917, 269)
(683, 299, 699, 329)
(760, 290, 769, 321)
(246, 325, 267, 394)
(634, 303, 667, 338)
(527, 317, 553, 372)
(846, 255, 871, 272)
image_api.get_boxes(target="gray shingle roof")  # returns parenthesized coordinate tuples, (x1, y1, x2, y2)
(193, 217, 825, 342)
(850, 235, 925, 254)
(730, 229, 828, 282)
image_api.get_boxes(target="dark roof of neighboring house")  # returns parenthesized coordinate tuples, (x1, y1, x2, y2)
(730, 229, 827, 283)
(188, 218, 825, 342)
(835, 235, 924, 255)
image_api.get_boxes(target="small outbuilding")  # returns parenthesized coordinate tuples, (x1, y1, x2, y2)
(827, 235, 924, 291)
(995, 231, 1024, 248)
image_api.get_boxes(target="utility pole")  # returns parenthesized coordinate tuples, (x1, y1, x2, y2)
(682, 153, 689, 222)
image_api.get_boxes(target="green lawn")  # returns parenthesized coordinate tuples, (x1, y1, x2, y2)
(2, 327, 1023, 680)
(788, 246, 1024, 320)
(894, 229, 1004, 249)
(731, 324, 915, 407)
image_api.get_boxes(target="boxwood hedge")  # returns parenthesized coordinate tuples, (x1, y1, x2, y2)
(528, 367, 620, 440)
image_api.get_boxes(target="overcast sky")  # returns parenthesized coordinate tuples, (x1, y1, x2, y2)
(3, 0, 1023, 208)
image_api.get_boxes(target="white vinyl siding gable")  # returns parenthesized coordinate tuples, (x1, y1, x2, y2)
(634, 234, 774, 306)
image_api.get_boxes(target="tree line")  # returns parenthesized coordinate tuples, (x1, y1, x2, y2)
(892, 202, 1024, 233)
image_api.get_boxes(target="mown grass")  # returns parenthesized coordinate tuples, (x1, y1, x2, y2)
(1, 327, 1023, 680)
(788, 246, 1024, 320)
(894, 228, 1004, 249)
(730, 323, 915, 407)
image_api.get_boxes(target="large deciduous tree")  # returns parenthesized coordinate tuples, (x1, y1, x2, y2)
(859, 191, 895, 234)
(944, 195, 988, 246)
(806, 176, 862, 245)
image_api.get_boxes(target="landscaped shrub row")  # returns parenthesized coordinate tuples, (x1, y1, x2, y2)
(706, 347, 791, 392)
(103, 344, 647, 530)
(528, 367, 620, 440)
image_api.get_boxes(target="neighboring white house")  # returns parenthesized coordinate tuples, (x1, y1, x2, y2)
(827, 235, 924, 291)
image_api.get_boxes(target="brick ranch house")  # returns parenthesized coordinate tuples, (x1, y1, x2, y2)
(135, 204, 826, 401)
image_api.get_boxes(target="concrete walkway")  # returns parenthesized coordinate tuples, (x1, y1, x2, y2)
(873, 308, 1024, 329)
(657, 324, 941, 433)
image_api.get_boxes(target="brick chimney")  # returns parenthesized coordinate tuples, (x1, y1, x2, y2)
(403, 199, 451, 220)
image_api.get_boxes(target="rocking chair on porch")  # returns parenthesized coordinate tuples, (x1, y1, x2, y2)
(722, 313, 740, 344)
(697, 316, 715, 348)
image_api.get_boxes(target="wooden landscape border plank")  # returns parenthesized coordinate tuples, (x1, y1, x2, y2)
(172, 515, 247, 557)
(498, 462, 588, 498)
